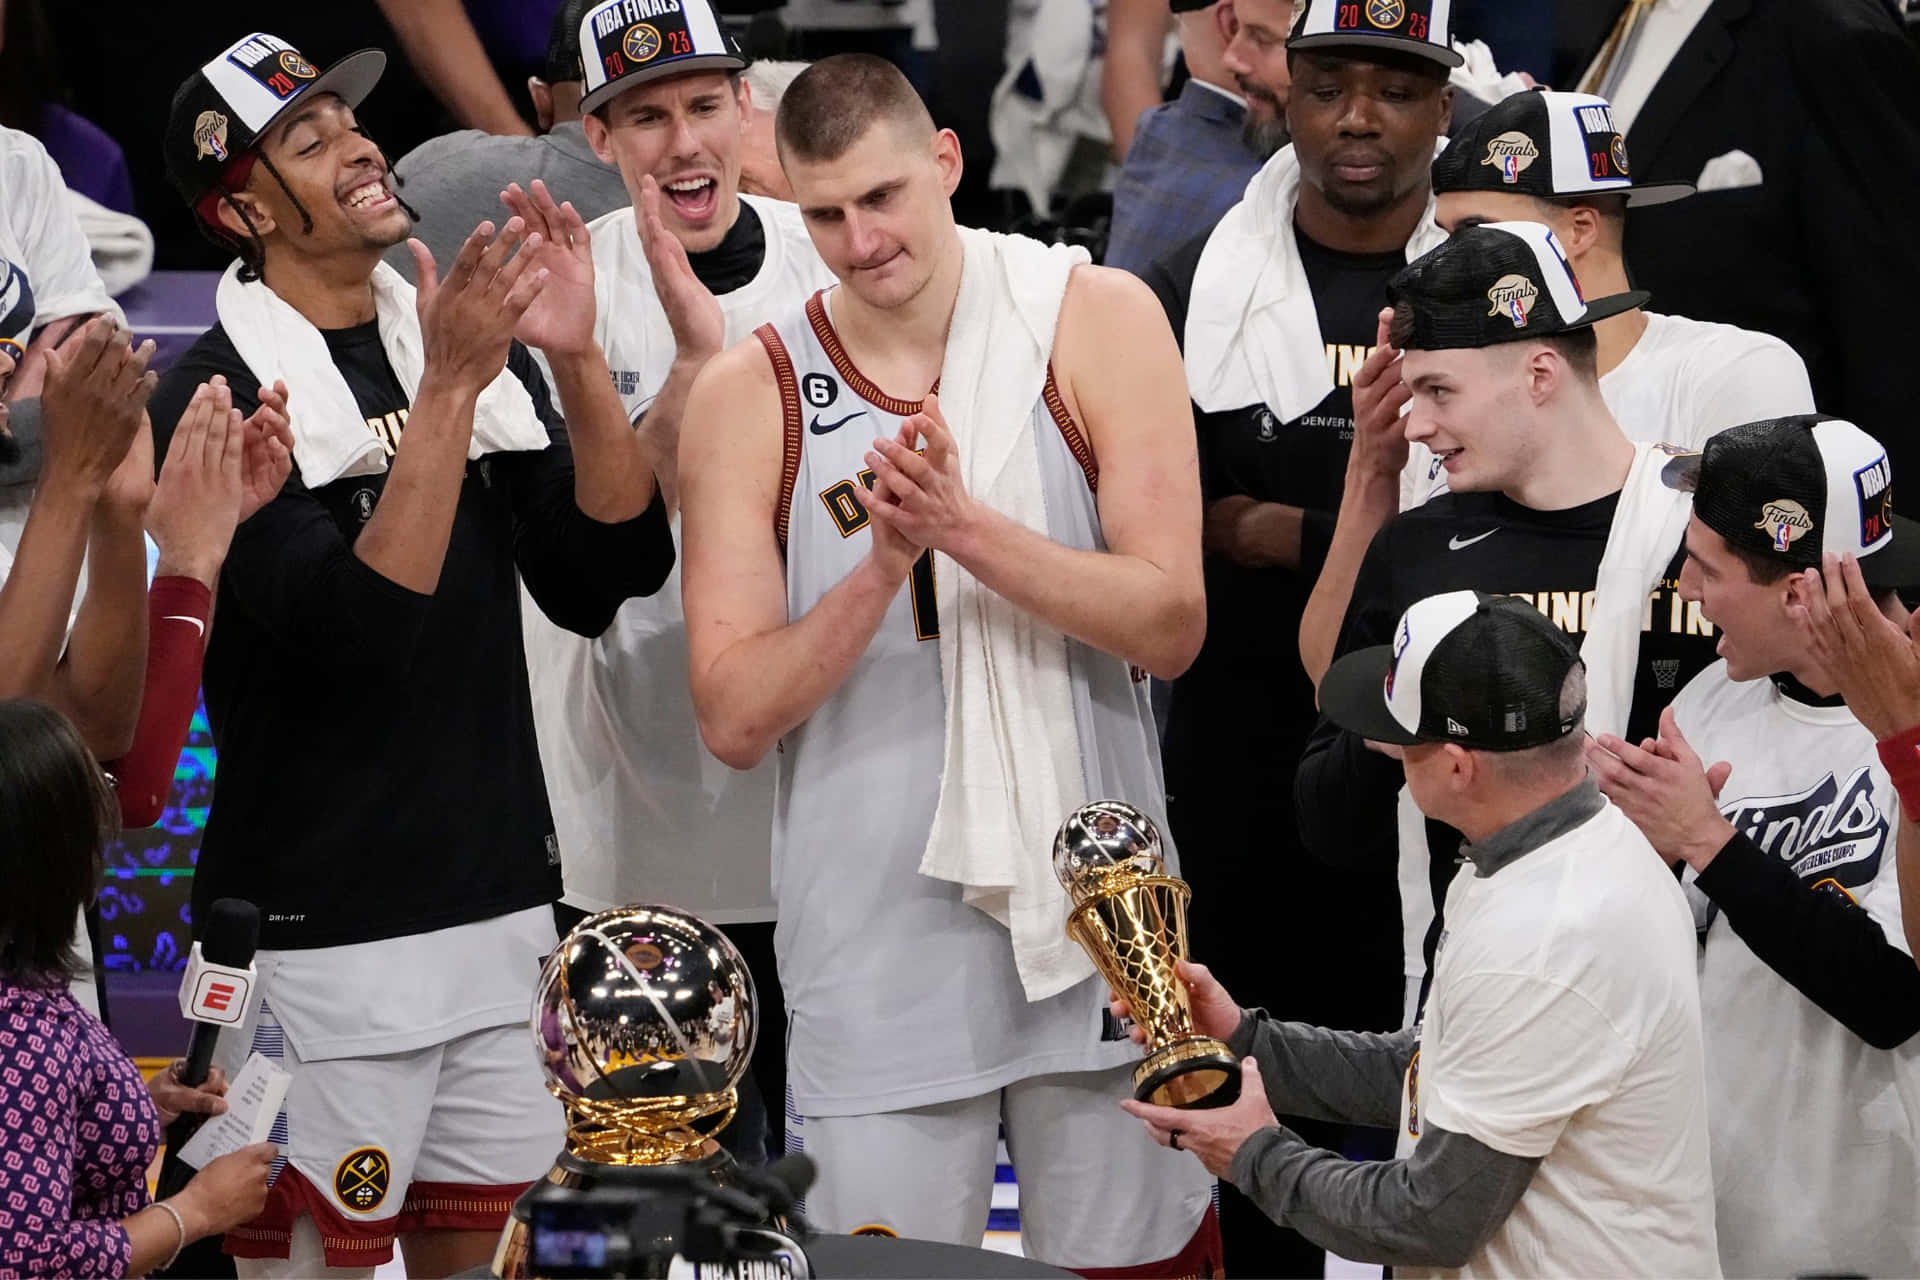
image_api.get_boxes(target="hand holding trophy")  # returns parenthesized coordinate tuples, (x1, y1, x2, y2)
(1054, 801, 1242, 1109)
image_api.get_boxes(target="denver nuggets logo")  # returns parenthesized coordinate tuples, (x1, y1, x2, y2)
(334, 1147, 391, 1213)
(1486, 274, 1539, 329)
(192, 110, 230, 162)
(1610, 135, 1631, 176)
(623, 23, 663, 64)
(1365, 0, 1406, 28)
(279, 50, 318, 79)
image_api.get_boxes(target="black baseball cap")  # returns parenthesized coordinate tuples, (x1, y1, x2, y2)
(1170, 0, 1215, 10)
(545, 0, 598, 84)
(165, 33, 386, 208)
(1388, 220, 1649, 350)
(1321, 591, 1586, 750)
(1662, 416, 1920, 592)
(577, 0, 747, 115)
(1433, 89, 1694, 207)
(1289, 0, 1463, 69)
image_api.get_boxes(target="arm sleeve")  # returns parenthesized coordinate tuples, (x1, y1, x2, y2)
(1230, 1009, 1415, 1127)
(1793, 10, 1920, 485)
(107, 576, 210, 827)
(497, 342, 675, 639)
(1694, 831, 1920, 1050)
(1227, 1121, 1539, 1269)
(2, 131, 121, 327)
(0, 1036, 135, 1277)
(1294, 524, 1408, 870)
(149, 356, 437, 685)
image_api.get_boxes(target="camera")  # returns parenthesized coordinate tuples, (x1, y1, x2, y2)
(519, 1158, 814, 1279)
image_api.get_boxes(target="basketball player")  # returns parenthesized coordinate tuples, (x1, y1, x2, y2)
(1292, 220, 1721, 1002)
(1587, 416, 1920, 1277)
(511, 0, 836, 1159)
(1300, 86, 1818, 685)
(150, 32, 673, 1277)
(678, 54, 1219, 1276)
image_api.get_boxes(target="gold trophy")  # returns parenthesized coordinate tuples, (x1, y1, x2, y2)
(494, 905, 803, 1278)
(1055, 801, 1241, 1109)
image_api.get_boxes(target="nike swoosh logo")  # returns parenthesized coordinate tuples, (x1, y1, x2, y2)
(1448, 530, 1498, 551)
(162, 614, 207, 637)
(809, 410, 869, 435)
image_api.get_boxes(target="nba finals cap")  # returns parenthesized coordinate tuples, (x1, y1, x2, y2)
(1387, 220, 1648, 349)
(577, 0, 747, 115)
(1432, 89, 1694, 208)
(1663, 416, 1920, 592)
(1288, 0, 1464, 69)
(1321, 591, 1586, 750)
(164, 33, 386, 206)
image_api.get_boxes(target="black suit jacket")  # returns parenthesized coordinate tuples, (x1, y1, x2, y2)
(1620, 0, 1920, 480)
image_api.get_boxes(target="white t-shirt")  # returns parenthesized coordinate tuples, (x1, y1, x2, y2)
(523, 195, 837, 920)
(0, 127, 121, 335)
(1671, 664, 1920, 1278)
(0, 134, 121, 1012)
(1397, 800, 1721, 1279)
(1404, 309, 1816, 510)
(1599, 310, 1815, 451)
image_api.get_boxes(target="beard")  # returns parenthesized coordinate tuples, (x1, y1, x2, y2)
(1241, 112, 1291, 160)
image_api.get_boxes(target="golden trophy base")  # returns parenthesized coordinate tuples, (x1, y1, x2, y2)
(1133, 1036, 1242, 1109)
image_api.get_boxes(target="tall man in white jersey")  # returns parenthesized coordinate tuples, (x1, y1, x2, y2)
(512, 0, 836, 1159)
(679, 53, 1220, 1277)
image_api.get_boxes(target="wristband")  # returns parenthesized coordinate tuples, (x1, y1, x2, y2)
(149, 575, 213, 628)
(1875, 724, 1920, 822)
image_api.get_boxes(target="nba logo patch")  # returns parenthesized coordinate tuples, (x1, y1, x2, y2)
(1854, 455, 1892, 548)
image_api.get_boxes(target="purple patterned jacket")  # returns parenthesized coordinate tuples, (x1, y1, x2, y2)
(1, 981, 159, 1277)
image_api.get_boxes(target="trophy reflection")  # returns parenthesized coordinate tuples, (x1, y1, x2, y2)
(1055, 801, 1241, 1110)
(494, 905, 765, 1278)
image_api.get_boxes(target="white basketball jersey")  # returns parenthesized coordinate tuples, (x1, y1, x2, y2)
(523, 195, 837, 919)
(759, 289, 1170, 1116)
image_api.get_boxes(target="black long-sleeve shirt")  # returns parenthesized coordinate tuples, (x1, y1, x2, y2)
(149, 322, 673, 950)
(1697, 830, 1920, 1050)
(1295, 487, 1716, 972)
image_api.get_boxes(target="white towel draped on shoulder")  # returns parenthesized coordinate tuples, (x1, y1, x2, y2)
(214, 260, 549, 490)
(1580, 442, 1694, 738)
(1184, 142, 1449, 419)
(915, 225, 1095, 1003)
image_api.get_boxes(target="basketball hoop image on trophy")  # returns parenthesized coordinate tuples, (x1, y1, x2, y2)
(1055, 801, 1242, 1110)
(495, 904, 803, 1278)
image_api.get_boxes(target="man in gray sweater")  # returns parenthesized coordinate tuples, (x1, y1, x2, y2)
(1120, 590, 1719, 1276)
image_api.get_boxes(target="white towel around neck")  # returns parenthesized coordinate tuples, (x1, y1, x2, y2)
(915, 225, 1095, 1003)
(1184, 142, 1449, 419)
(1579, 441, 1695, 738)
(214, 260, 549, 490)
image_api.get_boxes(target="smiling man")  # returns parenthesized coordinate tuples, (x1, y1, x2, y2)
(1292, 221, 1719, 1029)
(150, 31, 673, 1278)
(1588, 416, 1920, 1279)
(516, 0, 837, 1163)
(1136, 2, 1456, 1267)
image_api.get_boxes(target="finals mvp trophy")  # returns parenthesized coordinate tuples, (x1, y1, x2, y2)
(1055, 801, 1241, 1109)
(494, 905, 807, 1278)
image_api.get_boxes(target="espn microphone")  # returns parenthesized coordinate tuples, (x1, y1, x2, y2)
(155, 898, 260, 1201)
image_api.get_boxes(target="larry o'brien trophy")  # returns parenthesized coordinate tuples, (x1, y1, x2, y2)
(1055, 801, 1242, 1110)
(494, 905, 807, 1279)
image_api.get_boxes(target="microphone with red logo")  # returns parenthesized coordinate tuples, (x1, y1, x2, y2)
(154, 898, 260, 1201)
